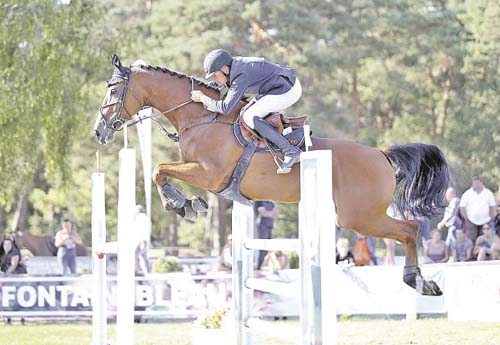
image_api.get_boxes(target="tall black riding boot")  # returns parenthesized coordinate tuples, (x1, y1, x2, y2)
(253, 118, 301, 174)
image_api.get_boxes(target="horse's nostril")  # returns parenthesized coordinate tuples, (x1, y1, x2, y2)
(95, 130, 100, 138)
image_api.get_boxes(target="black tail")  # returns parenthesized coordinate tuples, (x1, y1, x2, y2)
(385, 143, 450, 218)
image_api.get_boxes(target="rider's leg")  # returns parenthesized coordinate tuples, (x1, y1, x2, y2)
(242, 79, 302, 173)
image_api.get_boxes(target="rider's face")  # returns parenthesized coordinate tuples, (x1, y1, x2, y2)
(211, 69, 229, 86)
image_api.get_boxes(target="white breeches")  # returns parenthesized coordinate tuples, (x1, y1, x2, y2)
(242, 78, 302, 129)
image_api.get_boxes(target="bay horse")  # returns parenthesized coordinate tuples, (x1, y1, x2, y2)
(94, 55, 450, 296)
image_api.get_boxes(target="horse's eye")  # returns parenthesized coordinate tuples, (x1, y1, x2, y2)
(110, 88, 117, 95)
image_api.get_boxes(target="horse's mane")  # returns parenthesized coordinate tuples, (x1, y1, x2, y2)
(136, 64, 219, 92)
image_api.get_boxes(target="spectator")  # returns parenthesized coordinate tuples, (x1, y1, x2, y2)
(261, 250, 289, 273)
(384, 204, 401, 265)
(0, 236, 26, 275)
(0, 235, 27, 325)
(494, 197, 500, 237)
(450, 229, 474, 262)
(55, 219, 82, 275)
(424, 230, 448, 263)
(383, 238, 396, 265)
(336, 238, 355, 266)
(459, 176, 496, 244)
(417, 216, 431, 254)
(491, 234, 500, 260)
(254, 201, 279, 269)
(218, 234, 232, 271)
(437, 187, 462, 246)
(355, 234, 378, 265)
(473, 223, 495, 261)
(134, 205, 150, 275)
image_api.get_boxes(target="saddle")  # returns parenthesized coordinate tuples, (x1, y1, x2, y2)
(240, 112, 309, 148)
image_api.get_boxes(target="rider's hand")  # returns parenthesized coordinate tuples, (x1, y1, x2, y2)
(191, 90, 205, 102)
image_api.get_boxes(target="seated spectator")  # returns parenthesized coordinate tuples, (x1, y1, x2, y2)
(0, 235, 27, 325)
(261, 250, 289, 273)
(491, 234, 500, 261)
(336, 238, 355, 266)
(450, 229, 474, 262)
(0, 236, 27, 275)
(473, 223, 495, 261)
(424, 230, 448, 263)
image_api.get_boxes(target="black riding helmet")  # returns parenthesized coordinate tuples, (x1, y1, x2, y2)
(204, 49, 232, 79)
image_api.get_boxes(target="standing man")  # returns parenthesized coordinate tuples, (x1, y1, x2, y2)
(55, 219, 82, 275)
(459, 176, 496, 244)
(254, 201, 279, 269)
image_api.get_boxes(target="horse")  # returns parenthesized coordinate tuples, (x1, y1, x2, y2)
(14, 230, 87, 256)
(94, 55, 450, 296)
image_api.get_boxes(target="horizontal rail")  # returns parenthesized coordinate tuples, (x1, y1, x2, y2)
(244, 239, 299, 252)
(245, 277, 298, 297)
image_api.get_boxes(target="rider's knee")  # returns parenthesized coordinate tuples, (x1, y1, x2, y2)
(242, 111, 257, 129)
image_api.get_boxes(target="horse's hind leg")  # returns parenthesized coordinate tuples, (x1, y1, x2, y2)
(361, 215, 442, 296)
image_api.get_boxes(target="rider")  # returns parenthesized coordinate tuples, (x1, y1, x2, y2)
(191, 49, 302, 174)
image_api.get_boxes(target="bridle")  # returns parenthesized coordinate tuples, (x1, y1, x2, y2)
(98, 66, 138, 131)
(99, 62, 235, 142)
(98, 65, 195, 135)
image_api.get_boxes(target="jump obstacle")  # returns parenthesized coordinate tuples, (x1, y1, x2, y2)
(92, 128, 137, 345)
(232, 149, 337, 345)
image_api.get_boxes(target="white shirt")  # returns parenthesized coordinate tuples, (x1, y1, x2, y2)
(459, 187, 495, 225)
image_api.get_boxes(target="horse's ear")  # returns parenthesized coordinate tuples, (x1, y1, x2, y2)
(111, 54, 123, 70)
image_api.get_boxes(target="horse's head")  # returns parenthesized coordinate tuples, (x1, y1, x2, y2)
(94, 54, 142, 144)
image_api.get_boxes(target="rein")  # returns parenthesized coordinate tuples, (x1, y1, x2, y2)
(101, 66, 237, 143)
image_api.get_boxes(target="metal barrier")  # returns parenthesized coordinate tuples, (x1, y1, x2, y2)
(232, 150, 337, 345)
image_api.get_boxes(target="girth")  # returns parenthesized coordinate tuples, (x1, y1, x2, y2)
(214, 113, 308, 205)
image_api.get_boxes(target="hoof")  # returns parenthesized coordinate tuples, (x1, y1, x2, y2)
(403, 265, 442, 296)
(191, 196, 209, 212)
(419, 279, 443, 296)
(173, 200, 198, 222)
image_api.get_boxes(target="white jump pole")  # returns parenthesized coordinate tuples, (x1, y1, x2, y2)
(232, 201, 255, 345)
(115, 143, 136, 345)
(92, 151, 107, 345)
(299, 150, 336, 345)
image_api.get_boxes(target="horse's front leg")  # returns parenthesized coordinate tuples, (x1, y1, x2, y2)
(152, 162, 214, 221)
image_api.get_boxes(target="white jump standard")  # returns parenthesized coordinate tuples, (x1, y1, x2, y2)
(232, 150, 336, 345)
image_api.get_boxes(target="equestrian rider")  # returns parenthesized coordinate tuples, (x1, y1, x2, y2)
(191, 49, 302, 174)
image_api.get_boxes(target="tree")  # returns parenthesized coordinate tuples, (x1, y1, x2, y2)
(0, 0, 116, 232)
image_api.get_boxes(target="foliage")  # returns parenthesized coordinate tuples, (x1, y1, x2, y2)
(0, 0, 498, 251)
(152, 256, 183, 273)
(196, 307, 229, 329)
(0, 0, 115, 207)
(288, 251, 299, 269)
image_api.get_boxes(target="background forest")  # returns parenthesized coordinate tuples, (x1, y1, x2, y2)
(0, 0, 498, 255)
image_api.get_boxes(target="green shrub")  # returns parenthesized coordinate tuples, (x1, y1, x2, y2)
(152, 256, 183, 273)
(289, 251, 299, 269)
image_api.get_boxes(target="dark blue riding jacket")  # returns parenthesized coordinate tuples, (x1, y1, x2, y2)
(201, 56, 296, 115)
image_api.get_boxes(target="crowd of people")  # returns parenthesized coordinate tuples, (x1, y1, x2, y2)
(334, 176, 499, 265)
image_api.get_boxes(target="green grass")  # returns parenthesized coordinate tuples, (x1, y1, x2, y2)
(0, 319, 499, 345)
